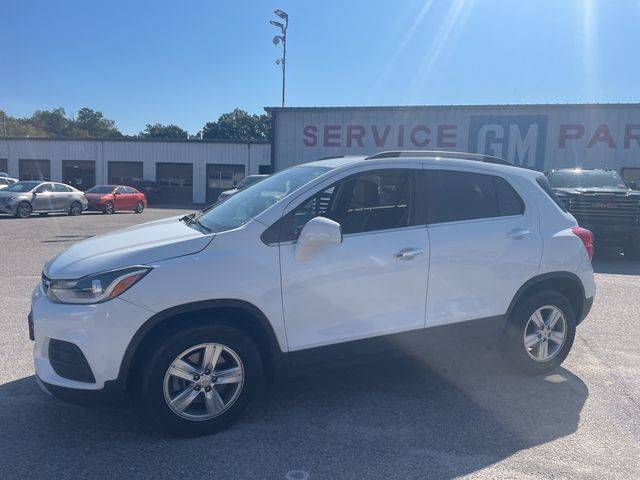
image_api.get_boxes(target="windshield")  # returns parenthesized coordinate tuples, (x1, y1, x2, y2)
(237, 176, 266, 190)
(4, 181, 40, 192)
(86, 185, 116, 194)
(197, 166, 330, 233)
(549, 170, 628, 189)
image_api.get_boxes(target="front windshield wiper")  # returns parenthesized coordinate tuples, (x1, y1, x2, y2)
(179, 212, 211, 233)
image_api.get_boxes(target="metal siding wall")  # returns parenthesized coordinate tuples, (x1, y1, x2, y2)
(2, 139, 270, 204)
(272, 105, 640, 172)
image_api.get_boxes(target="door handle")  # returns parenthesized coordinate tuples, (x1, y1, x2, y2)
(395, 247, 425, 260)
(506, 228, 530, 240)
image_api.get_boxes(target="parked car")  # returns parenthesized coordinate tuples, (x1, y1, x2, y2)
(0, 181, 88, 218)
(0, 177, 17, 189)
(31, 151, 595, 436)
(547, 168, 640, 259)
(85, 185, 147, 214)
(217, 174, 268, 201)
(121, 179, 160, 203)
(0, 172, 9, 177)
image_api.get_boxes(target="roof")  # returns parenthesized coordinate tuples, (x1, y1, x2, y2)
(301, 152, 543, 181)
(0, 137, 270, 145)
(265, 102, 640, 113)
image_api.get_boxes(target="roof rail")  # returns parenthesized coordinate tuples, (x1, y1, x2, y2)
(365, 150, 512, 166)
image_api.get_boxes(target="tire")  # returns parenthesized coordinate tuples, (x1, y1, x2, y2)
(15, 201, 32, 219)
(68, 201, 82, 216)
(103, 201, 114, 214)
(132, 323, 262, 437)
(499, 291, 576, 375)
(134, 201, 144, 214)
(623, 245, 640, 260)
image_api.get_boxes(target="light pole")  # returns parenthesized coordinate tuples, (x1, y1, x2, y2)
(270, 9, 288, 108)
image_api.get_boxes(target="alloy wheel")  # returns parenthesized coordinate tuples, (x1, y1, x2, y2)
(523, 305, 567, 362)
(163, 343, 245, 421)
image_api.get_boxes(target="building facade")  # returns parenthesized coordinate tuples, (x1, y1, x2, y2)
(267, 104, 640, 183)
(0, 138, 271, 204)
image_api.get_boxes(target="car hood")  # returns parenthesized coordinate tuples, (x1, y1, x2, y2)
(553, 187, 639, 196)
(0, 190, 29, 198)
(44, 215, 214, 279)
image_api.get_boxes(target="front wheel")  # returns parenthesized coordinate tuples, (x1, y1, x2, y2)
(500, 291, 576, 375)
(134, 201, 144, 213)
(15, 202, 32, 218)
(133, 323, 262, 437)
(103, 201, 114, 214)
(68, 201, 82, 216)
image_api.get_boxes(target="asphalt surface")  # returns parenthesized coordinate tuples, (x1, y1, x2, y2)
(0, 208, 639, 479)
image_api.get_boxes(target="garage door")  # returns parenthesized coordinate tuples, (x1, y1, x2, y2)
(108, 161, 143, 184)
(157, 163, 193, 204)
(0, 159, 7, 175)
(19, 159, 51, 181)
(63, 160, 96, 190)
(206, 164, 245, 204)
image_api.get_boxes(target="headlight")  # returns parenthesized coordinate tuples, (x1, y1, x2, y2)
(45, 266, 151, 304)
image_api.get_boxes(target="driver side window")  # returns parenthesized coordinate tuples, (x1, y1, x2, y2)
(268, 169, 418, 244)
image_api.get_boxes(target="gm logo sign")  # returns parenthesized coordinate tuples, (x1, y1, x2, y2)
(468, 115, 547, 170)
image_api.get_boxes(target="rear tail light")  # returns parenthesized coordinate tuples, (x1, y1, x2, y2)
(572, 227, 594, 260)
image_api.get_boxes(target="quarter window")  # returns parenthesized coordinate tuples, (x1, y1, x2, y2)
(428, 170, 524, 223)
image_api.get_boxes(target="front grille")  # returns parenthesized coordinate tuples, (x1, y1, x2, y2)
(48, 340, 96, 383)
(568, 197, 640, 224)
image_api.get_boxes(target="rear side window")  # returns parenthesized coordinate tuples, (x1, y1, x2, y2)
(53, 184, 70, 192)
(536, 176, 567, 211)
(124, 187, 137, 194)
(427, 170, 524, 223)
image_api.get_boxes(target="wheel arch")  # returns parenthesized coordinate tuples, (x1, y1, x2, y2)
(506, 272, 587, 325)
(120, 299, 285, 391)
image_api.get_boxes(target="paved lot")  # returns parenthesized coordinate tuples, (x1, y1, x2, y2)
(0, 208, 639, 479)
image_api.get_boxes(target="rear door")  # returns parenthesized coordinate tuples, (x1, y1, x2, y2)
(52, 183, 72, 210)
(425, 168, 542, 327)
(114, 186, 130, 210)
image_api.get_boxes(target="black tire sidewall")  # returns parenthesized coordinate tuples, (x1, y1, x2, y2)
(501, 291, 576, 375)
(135, 323, 262, 437)
(135, 202, 144, 213)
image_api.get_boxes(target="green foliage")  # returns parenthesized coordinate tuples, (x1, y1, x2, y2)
(139, 123, 189, 139)
(0, 108, 122, 138)
(202, 109, 271, 141)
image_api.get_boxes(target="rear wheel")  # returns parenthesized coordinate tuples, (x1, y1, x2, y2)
(15, 202, 32, 218)
(103, 201, 114, 214)
(68, 201, 82, 216)
(134, 201, 144, 213)
(500, 291, 576, 375)
(133, 323, 262, 437)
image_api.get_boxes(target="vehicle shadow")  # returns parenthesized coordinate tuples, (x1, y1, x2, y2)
(0, 343, 587, 479)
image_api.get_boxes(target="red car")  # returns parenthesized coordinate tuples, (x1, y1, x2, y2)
(84, 185, 147, 214)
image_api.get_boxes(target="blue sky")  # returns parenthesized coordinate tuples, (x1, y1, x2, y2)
(1, 0, 638, 135)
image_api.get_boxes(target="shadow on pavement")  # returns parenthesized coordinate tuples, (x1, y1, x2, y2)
(592, 247, 640, 275)
(0, 344, 588, 479)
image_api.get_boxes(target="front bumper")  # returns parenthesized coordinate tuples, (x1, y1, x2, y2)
(0, 201, 18, 214)
(30, 283, 153, 394)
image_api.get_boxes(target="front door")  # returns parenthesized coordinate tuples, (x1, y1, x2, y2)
(114, 186, 132, 210)
(425, 168, 543, 327)
(278, 168, 429, 351)
(32, 183, 54, 211)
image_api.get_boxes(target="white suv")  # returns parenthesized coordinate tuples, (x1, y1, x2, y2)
(30, 151, 596, 436)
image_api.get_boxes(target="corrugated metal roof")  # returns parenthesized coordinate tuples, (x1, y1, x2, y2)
(265, 103, 640, 113)
(0, 137, 270, 145)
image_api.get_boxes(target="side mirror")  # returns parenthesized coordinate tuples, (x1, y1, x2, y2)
(628, 181, 637, 190)
(296, 217, 342, 260)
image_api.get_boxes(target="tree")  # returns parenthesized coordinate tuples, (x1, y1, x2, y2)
(202, 109, 271, 141)
(30, 108, 70, 137)
(139, 123, 189, 139)
(74, 108, 122, 138)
